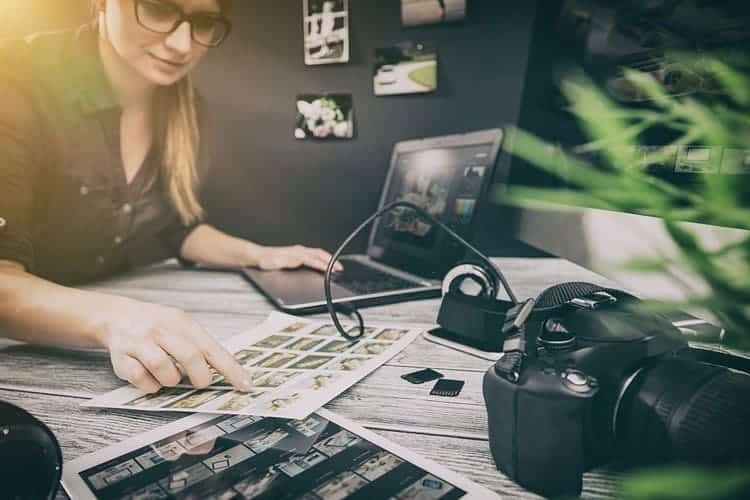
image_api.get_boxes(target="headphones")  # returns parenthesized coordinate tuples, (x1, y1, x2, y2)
(324, 200, 519, 341)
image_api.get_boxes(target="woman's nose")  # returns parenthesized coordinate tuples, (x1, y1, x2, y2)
(164, 20, 192, 55)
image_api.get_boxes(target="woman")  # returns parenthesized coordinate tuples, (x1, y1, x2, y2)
(0, 0, 341, 394)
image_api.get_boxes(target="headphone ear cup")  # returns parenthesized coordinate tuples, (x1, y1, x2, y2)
(442, 262, 499, 300)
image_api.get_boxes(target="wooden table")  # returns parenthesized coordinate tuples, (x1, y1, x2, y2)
(0, 257, 628, 499)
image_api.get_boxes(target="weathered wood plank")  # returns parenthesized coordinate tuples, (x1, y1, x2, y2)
(1, 390, 619, 499)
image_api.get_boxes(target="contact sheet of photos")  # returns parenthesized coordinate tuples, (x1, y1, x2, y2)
(62, 409, 499, 499)
(83, 313, 424, 420)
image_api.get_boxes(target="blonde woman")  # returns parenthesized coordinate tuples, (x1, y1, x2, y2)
(0, 0, 341, 394)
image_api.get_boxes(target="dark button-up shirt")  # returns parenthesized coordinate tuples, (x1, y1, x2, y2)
(0, 25, 205, 285)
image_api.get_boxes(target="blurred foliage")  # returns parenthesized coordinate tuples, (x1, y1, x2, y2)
(499, 52, 750, 351)
(498, 53, 750, 499)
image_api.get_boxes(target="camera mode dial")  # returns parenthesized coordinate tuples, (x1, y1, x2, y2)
(561, 369, 598, 393)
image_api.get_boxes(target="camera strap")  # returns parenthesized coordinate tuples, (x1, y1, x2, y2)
(495, 298, 536, 382)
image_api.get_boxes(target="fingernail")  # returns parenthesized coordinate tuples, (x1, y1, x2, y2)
(241, 379, 254, 392)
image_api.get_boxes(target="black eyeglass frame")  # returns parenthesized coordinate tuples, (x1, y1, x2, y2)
(133, 0, 232, 48)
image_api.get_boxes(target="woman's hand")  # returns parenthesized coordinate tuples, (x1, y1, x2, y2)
(98, 298, 253, 394)
(256, 245, 343, 273)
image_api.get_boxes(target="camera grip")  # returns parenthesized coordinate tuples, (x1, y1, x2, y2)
(484, 363, 597, 497)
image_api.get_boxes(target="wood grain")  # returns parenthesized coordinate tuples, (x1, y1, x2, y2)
(0, 257, 629, 499)
(1, 390, 619, 499)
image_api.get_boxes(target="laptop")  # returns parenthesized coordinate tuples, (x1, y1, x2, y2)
(242, 128, 505, 313)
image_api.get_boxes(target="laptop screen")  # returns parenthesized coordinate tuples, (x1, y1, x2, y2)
(369, 139, 500, 277)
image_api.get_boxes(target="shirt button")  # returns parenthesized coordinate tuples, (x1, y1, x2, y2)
(0, 217, 6, 231)
(96, 256, 105, 265)
(114, 236, 123, 245)
(80, 185, 89, 196)
(122, 203, 133, 214)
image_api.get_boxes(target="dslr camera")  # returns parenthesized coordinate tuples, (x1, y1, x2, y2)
(483, 282, 750, 498)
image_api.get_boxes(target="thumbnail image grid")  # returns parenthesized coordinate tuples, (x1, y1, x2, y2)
(79, 413, 467, 500)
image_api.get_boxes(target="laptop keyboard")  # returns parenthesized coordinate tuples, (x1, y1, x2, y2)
(332, 259, 423, 295)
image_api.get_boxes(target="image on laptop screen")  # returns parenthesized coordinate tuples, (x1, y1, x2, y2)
(370, 141, 498, 273)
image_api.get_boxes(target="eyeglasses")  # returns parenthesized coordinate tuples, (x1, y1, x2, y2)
(134, 0, 232, 48)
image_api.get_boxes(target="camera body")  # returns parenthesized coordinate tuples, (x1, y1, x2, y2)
(483, 286, 750, 498)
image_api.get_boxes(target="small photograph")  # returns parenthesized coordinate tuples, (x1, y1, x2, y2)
(202, 444, 255, 474)
(254, 370, 304, 388)
(286, 337, 327, 351)
(295, 94, 354, 140)
(125, 387, 187, 408)
(166, 389, 225, 410)
(288, 415, 328, 437)
(374, 43, 437, 96)
(218, 390, 267, 412)
(313, 471, 368, 499)
(354, 451, 404, 481)
(288, 354, 336, 370)
(303, 0, 349, 65)
(233, 349, 266, 363)
(267, 393, 301, 412)
(459, 165, 486, 196)
(253, 352, 299, 369)
(329, 356, 370, 371)
(310, 324, 339, 336)
(280, 321, 308, 334)
(314, 429, 362, 457)
(252, 335, 294, 349)
(396, 474, 452, 500)
(453, 198, 477, 223)
(675, 146, 721, 174)
(246, 428, 290, 454)
(401, 0, 467, 27)
(375, 328, 409, 342)
(305, 371, 342, 390)
(352, 341, 390, 356)
(278, 450, 328, 477)
(135, 441, 184, 469)
(318, 339, 356, 354)
(232, 467, 286, 497)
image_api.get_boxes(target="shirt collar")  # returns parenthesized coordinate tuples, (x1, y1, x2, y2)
(65, 23, 120, 115)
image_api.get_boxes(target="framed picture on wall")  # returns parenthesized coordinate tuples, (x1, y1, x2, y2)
(295, 94, 355, 140)
(303, 0, 350, 65)
(374, 43, 437, 96)
(401, 0, 467, 27)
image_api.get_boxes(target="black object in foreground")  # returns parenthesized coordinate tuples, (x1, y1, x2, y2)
(483, 282, 750, 498)
(401, 368, 444, 384)
(430, 379, 465, 397)
(0, 400, 62, 500)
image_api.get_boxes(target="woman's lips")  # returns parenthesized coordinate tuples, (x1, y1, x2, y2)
(149, 53, 188, 68)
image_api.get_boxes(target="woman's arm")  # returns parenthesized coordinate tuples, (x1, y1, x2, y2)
(179, 223, 342, 272)
(0, 260, 253, 393)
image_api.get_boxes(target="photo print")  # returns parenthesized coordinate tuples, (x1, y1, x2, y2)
(303, 0, 350, 65)
(295, 93, 354, 140)
(401, 0, 467, 27)
(374, 43, 438, 96)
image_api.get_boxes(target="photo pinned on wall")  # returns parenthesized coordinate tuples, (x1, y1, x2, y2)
(401, 0, 467, 27)
(374, 43, 437, 96)
(295, 94, 354, 140)
(303, 0, 350, 65)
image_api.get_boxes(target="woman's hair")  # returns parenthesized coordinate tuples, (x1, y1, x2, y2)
(93, 0, 233, 226)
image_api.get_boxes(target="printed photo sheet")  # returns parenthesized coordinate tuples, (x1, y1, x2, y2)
(62, 409, 500, 499)
(83, 312, 424, 420)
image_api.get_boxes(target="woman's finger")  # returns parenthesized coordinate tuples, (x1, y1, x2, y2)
(129, 342, 183, 388)
(156, 329, 214, 388)
(111, 353, 161, 393)
(185, 322, 254, 392)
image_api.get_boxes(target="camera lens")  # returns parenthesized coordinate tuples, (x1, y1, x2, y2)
(614, 358, 750, 468)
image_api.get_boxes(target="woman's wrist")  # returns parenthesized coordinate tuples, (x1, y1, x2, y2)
(242, 241, 268, 268)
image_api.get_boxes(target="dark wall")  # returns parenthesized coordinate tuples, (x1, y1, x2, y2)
(195, 0, 538, 253)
